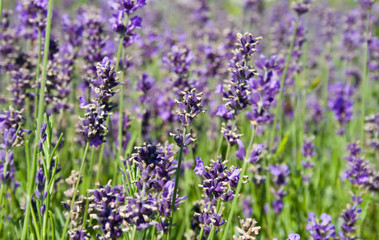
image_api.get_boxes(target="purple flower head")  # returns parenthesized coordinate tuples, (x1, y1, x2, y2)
(170, 129, 196, 147)
(216, 105, 234, 120)
(235, 32, 262, 57)
(270, 164, 290, 213)
(163, 44, 193, 84)
(301, 137, 315, 159)
(328, 83, 355, 134)
(270, 164, 290, 186)
(79, 57, 121, 147)
(339, 195, 362, 240)
(194, 157, 205, 175)
(255, 54, 281, 71)
(111, 0, 147, 14)
(120, 192, 157, 230)
(288, 232, 301, 240)
(292, 0, 310, 16)
(175, 88, 205, 126)
(342, 143, 371, 187)
(198, 157, 242, 201)
(109, 10, 127, 34)
(136, 73, 155, 103)
(249, 144, 264, 163)
(0, 150, 17, 188)
(306, 212, 336, 240)
(35, 168, 47, 201)
(90, 183, 125, 239)
(221, 122, 242, 146)
(235, 139, 246, 160)
(131, 143, 177, 192)
(194, 198, 225, 236)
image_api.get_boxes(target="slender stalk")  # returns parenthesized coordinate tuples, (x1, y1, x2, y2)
(34, 29, 43, 123)
(168, 127, 187, 237)
(221, 126, 256, 240)
(0, 0, 3, 24)
(21, 1, 53, 238)
(60, 142, 90, 240)
(360, 10, 371, 145)
(116, 15, 129, 182)
(269, 17, 299, 149)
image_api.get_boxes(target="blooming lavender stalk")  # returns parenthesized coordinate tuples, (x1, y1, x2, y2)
(306, 212, 336, 240)
(301, 137, 315, 182)
(79, 57, 121, 147)
(169, 88, 204, 235)
(339, 195, 362, 240)
(269, 163, 290, 213)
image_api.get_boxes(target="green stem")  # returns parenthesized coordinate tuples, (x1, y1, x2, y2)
(60, 142, 90, 240)
(360, 10, 371, 145)
(269, 17, 299, 149)
(34, 29, 42, 123)
(168, 127, 187, 238)
(221, 126, 256, 240)
(0, 0, 3, 24)
(21, 1, 53, 238)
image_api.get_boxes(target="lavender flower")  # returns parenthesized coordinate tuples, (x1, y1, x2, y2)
(0, 107, 28, 149)
(89, 182, 125, 239)
(196, 157, 243, 201)
(79, 57, 121, 147)
(273, 232, 301, 240)
(292, 0, 311, 16)
(221, 122, 243, 146)
(120, 192, 158, 230)
(339, 195, 362, 240)
(343, 143, 370, 187)
(328, 83, 355, 135)
(175, 88, 205, 126)
(270, 164, 290, 213)
(162, 44, 194, 91)
(306, 213, 336, 240)
(131, 143, 176, 192)
(0, 150, 18, 190)
(194, 198, 225, 236)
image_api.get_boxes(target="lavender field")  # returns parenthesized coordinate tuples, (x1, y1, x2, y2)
(0, 0, 378, 239)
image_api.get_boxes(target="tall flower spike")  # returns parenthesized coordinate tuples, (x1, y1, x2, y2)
(176, 88, 205, 126)
(235, 33, 262, 58)
(79, 57, 121, 147)
(306, 212, 336, 240)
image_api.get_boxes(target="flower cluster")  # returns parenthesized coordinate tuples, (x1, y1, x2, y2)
(301, 136, 316, 181)
(162, 44, 194, 92)
(270, 164, 290, 213)
(195, 156, 244, 201)
(175, 88, 205, 126)
(193, 198, 225, 237)
(79, 57, 121, 147)
(89, 182, 126, 239)
(339, 195, 362, 240)
(306, 212, 336, 239)
(0, 107, 28, 149)
(364, 114, 379, 150)
(342, 143, 378, 191)
(217, 32, 263, 120)
(246, 54, 281, 126)
(328, 83, 355, 135)
(233, 218, 261, 240)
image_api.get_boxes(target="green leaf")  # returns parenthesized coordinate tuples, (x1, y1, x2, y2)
(308, 77, 321, 91)
(275, 132, 290, 156)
